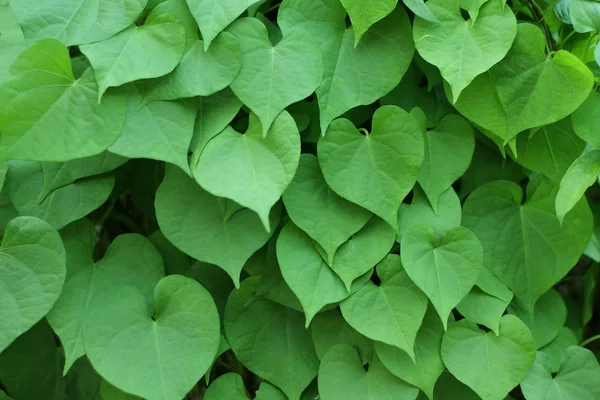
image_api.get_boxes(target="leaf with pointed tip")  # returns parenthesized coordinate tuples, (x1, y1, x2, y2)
(570, 0, 600, 33)
(194, 111, 300, 230)
(340, 255, 428, 360)
(318, 105, 424, 230)
(556, 150, 600, 223)
(414, 0, 517, 102)
(456, 286, 510, 335)
(0, 39, 127, 162)
(403, 0, 439, 22)
(227, 18, 323, 135)
(155, 166, 280, 287)
(340, 0, 397, 46)
(204, 373, 249, 400)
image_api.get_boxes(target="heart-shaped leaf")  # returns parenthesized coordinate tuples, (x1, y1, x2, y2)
(282, 154, 372, 264)
(340, 0, 397, 46)
(46, 219, 165, 373)
(401, 224, 483, 328)
(278, 2, 414, 134)
(155, 166, 280, 287)
(340, 254, 428, 360)
(417, 114, 475, 211)
(462, 176, 592, 312)
(225, 278, 320, 400)
(414, 0, 517, 102)
(80, 11, 186, 100)
(521, 347, 600, 400)
(0, 39, 127, 162)
(0, 217, 65, 353)
(83, 275, 220, 400)
(318, 344, 420, 400)
(453, 23, 594, 144)
(318, 105, 424, 230)
(193, 111, 300, 230)
(227, 18, 323, 135)
(441, 315, 536, 400)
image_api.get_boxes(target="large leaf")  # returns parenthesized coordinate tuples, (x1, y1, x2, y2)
(0, 39, 127, 162)
(570, 0, 600, 33)
(318, 105, 424, 229)
(0, 217, 65, 353)
(453, 23, 594, 144)
(413, 0, 517, 102)
(83, 275, 220, 400)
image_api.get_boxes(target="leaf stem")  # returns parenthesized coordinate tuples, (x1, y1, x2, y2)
(580, 334, 600, 347)
(527, 0, 557, 52)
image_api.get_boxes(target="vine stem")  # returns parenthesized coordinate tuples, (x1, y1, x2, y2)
(580, 334, 600, 347)
(527, 0, 557, 52)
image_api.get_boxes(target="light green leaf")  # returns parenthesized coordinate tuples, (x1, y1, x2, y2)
(572, 91, 600, 147)
(0, 0, 25, 83)
(0, 217, 65, 353)
(83, 275, 220, 400)
(508, 289, 567, 349)
(80, 12, 186, 100)
(0, 163, 7, 194)
(456, 286, 511, 335)
(276, 222, 372, 325)
(186, 0, 261, 50)
(8, 0, 147, 46)
(227, 18, 323, 135)
(282, 154, 372, 265)
(224, 278, 320, 400)
(515, 117, 586, 183)
(0, 39, 127, 162)
(340, 254, 428, 360)
(453, 23, 594, 144)
(156, 166, 280, 286)
(417, 114, 475, 211)
(255, 382, 287, 400)
(47, 219, 165, 374)
(7, 161, 114, 230)
(375, 306, 446, 400)
(462, 176, 592, 312)
(414, 0, 517, 102)
(403, 0, 439, 22)
(340, 0, 397, 46)
(521, 347, 600, 400)
(441, 315, 536, 400)
(401, 224, 483, 328)
(539, 327, 579, 373)
(194, 111, 300, 230)
(570, 0, 600, 33)
(318, 105, 424, 230)
(398, 186, 462, 243)
(459, 0, 491, 20)
(278, 2, 414, 134)
(140, 32, 242, 104)
(556, 149, 600, 223)
(311, 309, 373, 364)
(318, 344, 420, 400)
(204, 373, 249, 400)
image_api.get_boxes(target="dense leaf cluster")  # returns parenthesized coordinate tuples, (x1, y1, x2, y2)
(0, 0, 600, 399)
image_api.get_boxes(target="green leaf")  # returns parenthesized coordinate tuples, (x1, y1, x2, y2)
(570, 0, 600, 33)
(278, 2, 414, 134)
(453, 24, 594, 144)
(46, 219, 165, 373)
(276, 222, 372, 325)
(413, 0, 517, 102)
(456, 286, 511, 335)
(0, 0, 25, 83)
(100, 380, 142, 400)
(109, 84, 196, 173)
(340, 254, 428, 360)
(375, 306, 446, 400)
(193, 111, 300, 230)
(417, 114, 475, 211)
(186, 0, 262, 50)
(462, 176, 592, 312)
(514, 117, 586, 183)
(7, 161, 114, 230)
(83, 275, 220, 400)
(339, 0, 397, 46)
(538, 327, 579, 373)
(572, 91, 600, 147)
(403, 0, 439, 23)
(441, 315, 536, 400)
(80, 11, 186, 100)
(282, 154, 372, 264)
(583, 264, 599, 326)
(401, 224, 483, 328)
(0, 39, 127, 162)
(318, 344, 420, 400)
(432, 371, 480, 400)
(318, 106, 424, 230)
(155, 166, 280, 287)
(8, 0, 147, 46)
(255, 382, 288, 400)
(227, 17, 323, 135)
(224, 278, 320, 400)
(204, 373, 249, 400)
(0, 391, 12, 400)
(0, 216, 65, 353)
(556, 149, 600, 223)
(521, 347, 600, 400)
